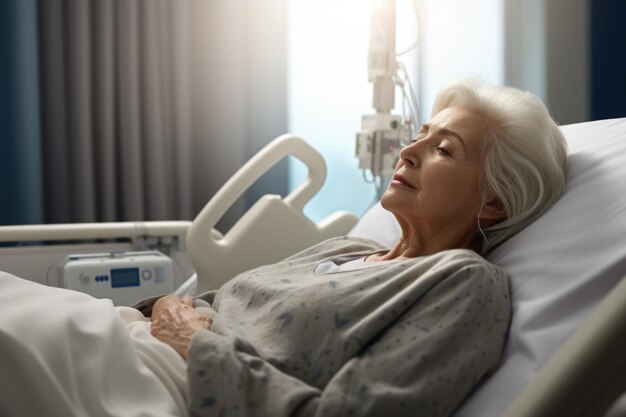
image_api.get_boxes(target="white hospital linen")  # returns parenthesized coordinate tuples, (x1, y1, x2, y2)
(0, 272, 187, 417)
(116, 307, 189, 408)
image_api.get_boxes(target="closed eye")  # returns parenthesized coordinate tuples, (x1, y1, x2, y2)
(437, 147, 451, 156)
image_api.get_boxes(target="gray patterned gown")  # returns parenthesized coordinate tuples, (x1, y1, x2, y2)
(187, 237, 510, 417)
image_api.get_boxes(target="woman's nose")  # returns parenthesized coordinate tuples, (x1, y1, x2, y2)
(399, 142, 420, 167)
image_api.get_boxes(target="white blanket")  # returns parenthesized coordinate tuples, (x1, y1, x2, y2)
(0, 272, 188, 417)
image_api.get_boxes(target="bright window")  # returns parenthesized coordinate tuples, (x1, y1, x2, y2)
(287, 0, 504, 221)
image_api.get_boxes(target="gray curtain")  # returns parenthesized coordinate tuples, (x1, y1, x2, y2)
(37, 0, 288, 229)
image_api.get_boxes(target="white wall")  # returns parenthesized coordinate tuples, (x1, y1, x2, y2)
(419, 0, 505, 114)
(506, 0, 589, 124)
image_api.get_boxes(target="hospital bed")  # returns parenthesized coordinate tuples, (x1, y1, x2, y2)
(1, 117, 626, 416)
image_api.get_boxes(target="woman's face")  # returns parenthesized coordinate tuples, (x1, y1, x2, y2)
(381, 105, 494, 239)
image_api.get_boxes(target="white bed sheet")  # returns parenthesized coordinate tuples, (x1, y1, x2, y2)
(0, 272, 188, 417)
(349, 117, 626, 416)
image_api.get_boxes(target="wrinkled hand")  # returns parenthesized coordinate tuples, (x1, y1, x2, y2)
(150, 294, 213, 359)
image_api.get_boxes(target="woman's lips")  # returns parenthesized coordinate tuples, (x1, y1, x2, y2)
(391, 174, 415, 189)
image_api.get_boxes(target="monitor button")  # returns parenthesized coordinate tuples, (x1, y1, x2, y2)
(79, 273, 91, 284)
(141, 269, 153, 281)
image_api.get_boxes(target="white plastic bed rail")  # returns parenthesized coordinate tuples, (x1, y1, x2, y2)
(187, 134, 358, 293)
(0, 221, 191, 244)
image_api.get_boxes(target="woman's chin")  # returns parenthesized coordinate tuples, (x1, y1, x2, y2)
(380, 192, 419, 221)
(379, 192, 396, 211)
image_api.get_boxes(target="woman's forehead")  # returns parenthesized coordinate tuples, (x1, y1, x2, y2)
(427, 106, 490, 147)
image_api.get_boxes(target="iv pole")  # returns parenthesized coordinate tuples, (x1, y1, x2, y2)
(355, 0, 421, 200)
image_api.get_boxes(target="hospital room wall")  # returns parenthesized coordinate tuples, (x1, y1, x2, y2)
(505, 0, 589, 125)
(506, 0, 626, 124)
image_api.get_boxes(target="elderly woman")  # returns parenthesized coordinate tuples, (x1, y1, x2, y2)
(0, 79, 568, 417)
(149, 79, 568, 417)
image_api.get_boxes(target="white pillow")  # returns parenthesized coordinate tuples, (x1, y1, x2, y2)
(348, 117, 626, 417)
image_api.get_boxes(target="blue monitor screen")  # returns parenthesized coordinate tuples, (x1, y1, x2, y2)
(111, 268, 140, 288)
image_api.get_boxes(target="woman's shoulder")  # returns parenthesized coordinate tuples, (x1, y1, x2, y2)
(423, 248, 508, 286)
(431, 248, 502, 267)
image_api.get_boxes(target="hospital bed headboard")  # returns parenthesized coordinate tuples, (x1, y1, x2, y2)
(187, 134, 358, 294)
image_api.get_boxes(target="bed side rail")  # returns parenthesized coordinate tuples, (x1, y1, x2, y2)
(0, 221, 195, 288)
(0, 221, 192, 244)
(187, 134, 358, 293)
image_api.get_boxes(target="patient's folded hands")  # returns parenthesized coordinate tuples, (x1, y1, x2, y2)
(150, 294, 213, 359)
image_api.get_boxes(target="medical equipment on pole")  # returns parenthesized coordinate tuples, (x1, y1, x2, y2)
(356, 0, 421, 199)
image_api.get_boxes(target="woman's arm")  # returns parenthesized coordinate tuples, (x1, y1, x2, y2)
(150, 294, 213, 358)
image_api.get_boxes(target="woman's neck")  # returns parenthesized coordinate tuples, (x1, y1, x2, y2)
(367, 228, 480, 262)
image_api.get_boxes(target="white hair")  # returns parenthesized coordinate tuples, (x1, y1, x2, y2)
(431, 79, 568, 253)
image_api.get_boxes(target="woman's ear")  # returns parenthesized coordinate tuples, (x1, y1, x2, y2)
(480, 197, 507, 221)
